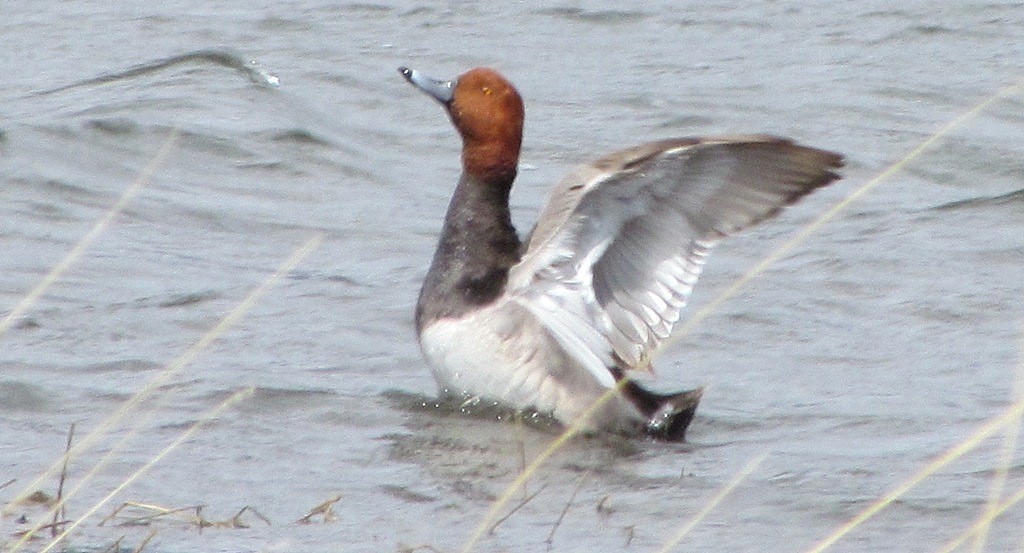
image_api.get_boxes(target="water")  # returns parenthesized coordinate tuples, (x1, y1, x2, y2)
(2, 1, 1023, 552)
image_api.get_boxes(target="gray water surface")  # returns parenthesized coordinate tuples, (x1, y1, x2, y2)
(2, 2, 1023, 552)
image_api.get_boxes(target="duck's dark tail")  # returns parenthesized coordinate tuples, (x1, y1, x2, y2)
(620, 380, 704, 441)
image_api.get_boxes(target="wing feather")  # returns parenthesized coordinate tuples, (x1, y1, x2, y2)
(509, 136, 842, 385)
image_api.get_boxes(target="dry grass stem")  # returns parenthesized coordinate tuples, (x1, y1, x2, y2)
(515, 415, 528, 499)
(53, 424, 75, 537)
(8, 232, 318, 553)
(460, 379, 626, 553)
(664, 77, 1024, 357)
(546, 472, 587, 545)
(196, 505, 270, 530)
(398, 544, 446, 553)
(805, 395, 1024, 553)
(655, 452, 768, 553)
(98, 535, 123, 553)
(6, 231, 322, 548)
(131, 530, 158, 553)
(12, 520, 72, 539)
(488, 485, 547, 536)
(936, 482, 1024, 553)
(4, 131, 179, 513)
(296, 494, 342, 524)
(0, 130, 179, 341)
(970, 348, 1024, 553)
(100, 501, 204, 527)
(25, 387, 256, 553)
(99, 501, 268, 531)
(234, 506, 271, 527)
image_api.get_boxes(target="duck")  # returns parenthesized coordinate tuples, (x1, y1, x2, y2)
(398, 66, 842, 440)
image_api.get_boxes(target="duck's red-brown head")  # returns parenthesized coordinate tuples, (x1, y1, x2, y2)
(400, 66, 524, 182)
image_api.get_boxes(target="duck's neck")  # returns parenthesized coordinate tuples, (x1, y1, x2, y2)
(416, 171, 521, 332)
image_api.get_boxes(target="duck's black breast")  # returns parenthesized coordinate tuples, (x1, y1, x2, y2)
(415, 171, 521, 333)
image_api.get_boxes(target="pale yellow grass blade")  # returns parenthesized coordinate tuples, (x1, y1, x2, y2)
(6, 233, 324, 550)
(0, 130, 180, 338)
(37, 386, 256, 553)
(459, 383, 623, 553)
(936, 483, 1024, 553)
(970, 344, 1024, 553)
(654, 452, 768, 553)
(663, 77, 1024, 359)
(803, 397, 1024, 553)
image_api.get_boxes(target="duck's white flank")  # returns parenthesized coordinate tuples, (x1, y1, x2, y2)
(418, 300, 641, 433)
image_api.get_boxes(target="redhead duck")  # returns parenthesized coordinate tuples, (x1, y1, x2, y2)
(399, 66, 842, 440)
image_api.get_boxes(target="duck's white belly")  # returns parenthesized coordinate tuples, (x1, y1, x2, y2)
(417, 301, 639, 432)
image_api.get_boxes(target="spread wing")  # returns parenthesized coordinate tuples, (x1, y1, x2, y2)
(507, 135, 843, 387)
